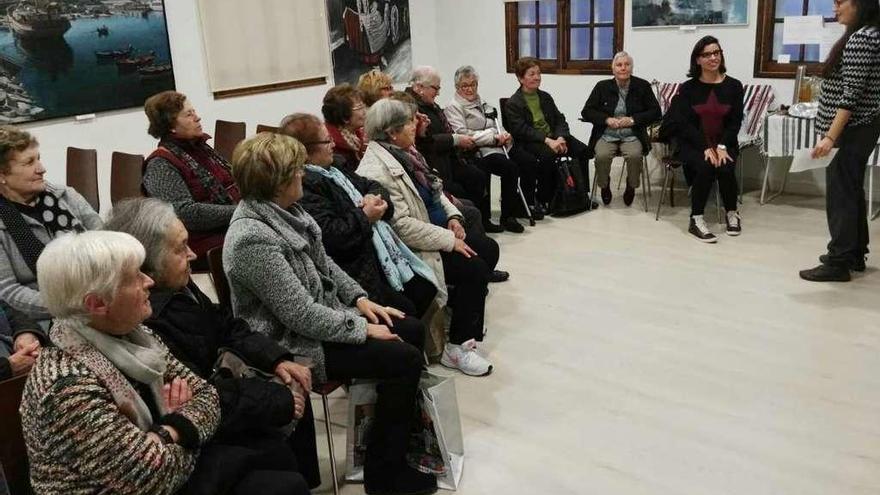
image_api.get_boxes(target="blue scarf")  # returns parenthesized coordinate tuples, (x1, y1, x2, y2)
(306, 165, 437, 291)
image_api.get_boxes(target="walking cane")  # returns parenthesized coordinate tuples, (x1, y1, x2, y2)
(482, 103, 536, 226)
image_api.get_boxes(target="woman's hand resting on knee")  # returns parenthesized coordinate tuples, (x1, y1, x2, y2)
(366, 323, 403, 342)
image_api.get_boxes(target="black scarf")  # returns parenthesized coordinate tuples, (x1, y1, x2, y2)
(0, 190, 83, 275)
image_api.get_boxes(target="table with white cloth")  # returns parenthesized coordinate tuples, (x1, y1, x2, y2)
(760, 112, 880, 219)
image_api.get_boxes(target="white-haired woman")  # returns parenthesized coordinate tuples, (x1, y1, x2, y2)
(105, 197, 317, 492)
(223, 133, 435, 495)
(357, 99, 496, 377)
(444, 65, 527, 232)
(581, 52, 660, 206)
(19, 231, 221, 494)
(406, 66, 501, 232)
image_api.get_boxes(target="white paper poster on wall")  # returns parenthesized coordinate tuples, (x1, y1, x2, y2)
(782, 16, 824, 44)
(820, 22, 846, 59)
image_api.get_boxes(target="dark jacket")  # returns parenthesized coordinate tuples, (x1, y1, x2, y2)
(0, 300, 44, 380)
(299, 167, 397, 305)
(580, 76, 661, 155)
(409, 87, 461, 183)
(504, 87, 571, 144)
(144, 281, 296, 434)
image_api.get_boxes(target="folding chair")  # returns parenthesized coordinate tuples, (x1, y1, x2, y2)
(110, 151, 144, 205)
(214, 120, 246, 162)
(66, 146, 100, 212)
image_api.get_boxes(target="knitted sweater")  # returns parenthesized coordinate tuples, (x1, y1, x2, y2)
(816, 25, 880, 134)
(19, 340, 219, 494)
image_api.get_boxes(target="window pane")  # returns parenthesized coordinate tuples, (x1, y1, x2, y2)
(594, 0, 614, 23)
(772, 23, 802, 61)
(570, 27, 591, 60)
(804, 44, 821, 61)
(572, 0, 591, 23)
(538, 0, 557, 24)
(593, 26, 614, 59)
(538, 28, 557, 59)
(519, 28, 537, 57)
(806, 0, 834, 17)
(518, 2, 537, 25)
(775, 0, 805, 17)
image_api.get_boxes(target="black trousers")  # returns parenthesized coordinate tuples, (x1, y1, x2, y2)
(440, 225, 499, 345)
(322, 316, 424, 485)
(681, 147, 738, 216)
(475, 153, 521, 220)
(444, 161, 490, 225)
(381, 274, 438, 319)
(824, 115, 880, 267)
(510, 135, 590, 205)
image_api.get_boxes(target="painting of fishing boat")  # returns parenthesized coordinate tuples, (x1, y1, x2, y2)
(0, 0, 174, 123)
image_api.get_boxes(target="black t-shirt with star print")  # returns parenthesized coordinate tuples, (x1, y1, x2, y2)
(667, 76, 745, 158)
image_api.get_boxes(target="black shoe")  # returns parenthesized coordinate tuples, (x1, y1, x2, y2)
(688, 216, 717, 243)
(819, 254, 866, 272)
(365, 466, 437, 495)
(725, 211, 742, 236)
(528, 204, 545, 220)
(799, 264, 851, 282)
(489, 270, 510, 283)
(483, 221, 504, 233)
(623, 186, 635, 206)
(600, 186, 612, 205)
(502, 217, 525, 233)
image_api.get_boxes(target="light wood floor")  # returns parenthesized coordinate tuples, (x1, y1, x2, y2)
(197, 184, 880, 495)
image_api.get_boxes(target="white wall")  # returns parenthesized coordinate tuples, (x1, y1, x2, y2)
(24, 0, 440, 213)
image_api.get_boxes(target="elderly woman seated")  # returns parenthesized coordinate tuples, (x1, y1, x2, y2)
(142, 91, 240, 262)
(280, 113, 439, 319)
(406, 66, 504, 232)
(0, 126, 102, 326)
(322, 84, 368, 172)
(0, 300, 43, 380)
(445, 65, 527, 232)
(358, 69, 395, 108)
(505, 57, 597, 215)
(357, 99, 498, 377)
(105, 197, 318, 490)
(223, 132, 436, 495)
(21, 231, 309, 495)
(581, 51, 660, 206)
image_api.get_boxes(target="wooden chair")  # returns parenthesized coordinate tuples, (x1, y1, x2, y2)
(256, 124, 279, 134)
(110, 152, 144, 206)
(204, 245, 344, 495)
(214, 120, 246, 162)
(65, 147, 100, 212)
(0, 374, 31, 495)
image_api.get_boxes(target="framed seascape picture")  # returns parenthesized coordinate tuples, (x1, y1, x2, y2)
(0, 0, 174, 124)
(325, 0, 412, 85)
(633, 0, 749, 28)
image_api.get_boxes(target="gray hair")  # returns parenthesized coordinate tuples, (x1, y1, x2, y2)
(365, 98, 414, 141)
(37, 231, 145, 319)
(410, 65, 440, 87)
(104, 198, 179, 282)
(612, 51, 633, 66)
(453, 65, 479, 86)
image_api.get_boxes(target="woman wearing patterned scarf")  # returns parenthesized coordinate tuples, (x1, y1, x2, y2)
(0, 126, 102, 325)
(321, 84, 368, 173)
(142, 91, 241, 263)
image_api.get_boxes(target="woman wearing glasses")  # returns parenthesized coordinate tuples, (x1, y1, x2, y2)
(799, 0, 880, 282)
(321, 84, 367, 173)
(663, 36, 744, 243)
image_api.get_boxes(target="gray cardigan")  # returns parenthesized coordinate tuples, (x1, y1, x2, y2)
(0, 182, 103, 322)
(223, 199, 368, 384)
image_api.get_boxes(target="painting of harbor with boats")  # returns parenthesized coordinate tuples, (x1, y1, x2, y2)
(0, 0, 173, 124)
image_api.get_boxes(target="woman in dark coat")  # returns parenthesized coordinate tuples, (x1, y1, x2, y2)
(281, 113, 438, 319)
(105, 197, 317, 492)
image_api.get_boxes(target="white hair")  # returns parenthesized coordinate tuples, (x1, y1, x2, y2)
(612, 51, 633, 66)
(410, 65, 440, 87)
(104, 198, 179, 281)
(365, 98, 414, 141)
(37, 231, 145, 318)
(453, 65, 479, 86)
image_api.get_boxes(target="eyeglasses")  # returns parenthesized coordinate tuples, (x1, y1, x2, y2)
(352, 104, 366, 112)
(304, 140, 332, 146)
(458, 82, 477, 89)
(699, 49, 723, 59)
(833, 0, 849, 5)
(429, 85, 441, 92)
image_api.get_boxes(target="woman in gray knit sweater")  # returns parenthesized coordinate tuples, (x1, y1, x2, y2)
(223, 132, 436, 495)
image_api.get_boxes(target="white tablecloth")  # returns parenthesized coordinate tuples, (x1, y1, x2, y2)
(763, 113, 880, 172)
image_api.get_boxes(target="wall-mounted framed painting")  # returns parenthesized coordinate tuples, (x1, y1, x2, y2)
(325, 0, 412, 85)
(633, 0, 749, 28)
(0, 0, 174, 124)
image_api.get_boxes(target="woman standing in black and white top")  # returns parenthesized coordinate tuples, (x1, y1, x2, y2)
(800, 0, 880, 282)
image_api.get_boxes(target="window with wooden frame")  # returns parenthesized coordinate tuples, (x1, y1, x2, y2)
(754, 0, 838, 78)
(504, 0, 624, 75)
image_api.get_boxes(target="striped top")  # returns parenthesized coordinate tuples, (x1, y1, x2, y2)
(816, 25, 880, 134)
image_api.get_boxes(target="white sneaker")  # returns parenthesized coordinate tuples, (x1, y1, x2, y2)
(726, 211, 741, 236)
(688, 215, 717, 243)
(440, 339, 493, 376)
